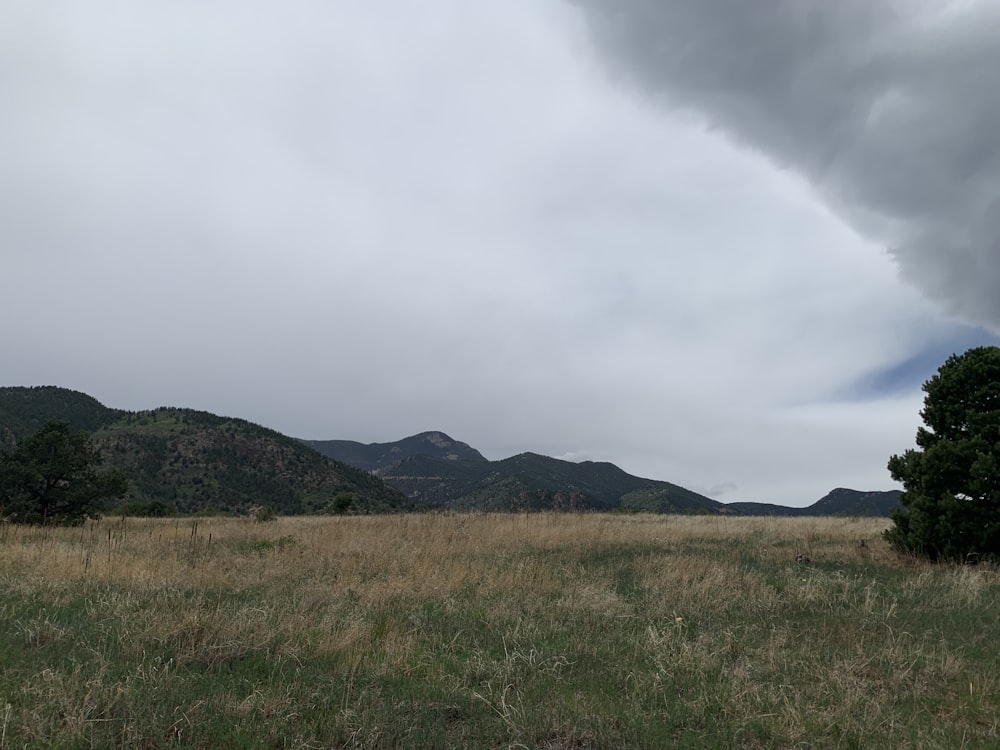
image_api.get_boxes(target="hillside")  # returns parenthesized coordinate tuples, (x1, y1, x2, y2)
(321, 432, 900, 516)
(309, 431, 722, 512)
(808, 488, 901, 516)
(0, 387, 409, 515)
(2, 388, 901, 517)
(95, 409, 409, 515)
(0, 386, 122, 451)
(303, 431, 487, 471)
(722, 489, 902, 517)
(378, 451, 723, 512)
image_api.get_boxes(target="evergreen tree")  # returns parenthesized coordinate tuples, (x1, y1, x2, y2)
(0, 420, 128, 525)
(885, 347, 1000, 562)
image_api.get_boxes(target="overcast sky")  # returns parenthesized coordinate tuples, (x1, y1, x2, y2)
(3, 1, 998, 506)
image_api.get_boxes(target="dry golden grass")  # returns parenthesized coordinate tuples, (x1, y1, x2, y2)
(1, 513, 998, 748)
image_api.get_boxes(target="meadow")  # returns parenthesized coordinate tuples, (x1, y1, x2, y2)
(1, 513, 997, 749)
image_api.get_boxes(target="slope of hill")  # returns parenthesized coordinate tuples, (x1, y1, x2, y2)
(0, 386, 122, 450)
(0, 388, 410, 515)
(721, 502, 801, 517)
(722, 489, 902, 517)
(2, 388, 902, 518)
(319, 432, 901, 517)
(807, 488, 901, 516)
(378, 451, 723, 513)
(95, 409, 409, 515)
(303, 431, 487, 471)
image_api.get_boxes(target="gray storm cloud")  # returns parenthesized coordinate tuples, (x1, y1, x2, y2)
(570, 0, 1000, 329)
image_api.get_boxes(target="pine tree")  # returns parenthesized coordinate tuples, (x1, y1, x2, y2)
(0, 421, 128, 525)
(885, 347, 1000, 562)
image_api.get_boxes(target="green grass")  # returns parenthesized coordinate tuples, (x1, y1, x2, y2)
(1, 514, 998, 748)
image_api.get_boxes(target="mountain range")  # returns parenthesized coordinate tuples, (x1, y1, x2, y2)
(302, 433, 902, 516)
(1, 386, 901, 517)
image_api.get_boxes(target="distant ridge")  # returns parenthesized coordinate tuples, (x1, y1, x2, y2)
(377, 451, 721, 512)
(303, 431, 487, 471)
(722, 488, 901, 517)
(313, 432, 900, 516)
(2, 386, 901, 517)
(809, 488, 902, 516)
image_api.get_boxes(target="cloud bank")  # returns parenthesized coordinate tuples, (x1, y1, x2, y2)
(571, 0, 1000, 328)
(1, 0, 994, 505)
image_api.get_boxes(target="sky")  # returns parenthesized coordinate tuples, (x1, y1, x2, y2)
(2, 0, 999, 506)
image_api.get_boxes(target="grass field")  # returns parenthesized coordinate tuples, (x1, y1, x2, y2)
(1, 513, 998, 749)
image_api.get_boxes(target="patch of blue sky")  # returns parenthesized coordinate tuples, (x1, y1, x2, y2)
(844, 325, 1000, 401)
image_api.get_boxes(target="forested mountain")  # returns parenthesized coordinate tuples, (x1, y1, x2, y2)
(322, 433, 900, 516)
(2, 387, 900, 517)
(95, 409, 408, 514)
(0, 387, 409, 515)
(0, 386, 121, 451)
(310, 432, 721, 512)
(303, 431, 487, 471)
(721, 489, 901, 517)
(379, 452, 722, 512)
(807, 488, 902, 516)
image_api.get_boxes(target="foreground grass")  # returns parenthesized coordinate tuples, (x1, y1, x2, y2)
(0, 514, 998, 749)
